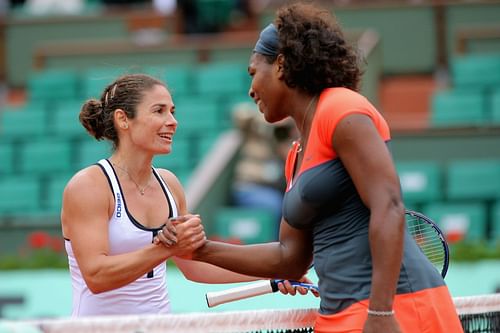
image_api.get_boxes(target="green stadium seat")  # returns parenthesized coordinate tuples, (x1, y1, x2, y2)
(153, 138, 192, 174)
(220, 94, 253, 130)
(422, 202, 488, 242)
(446, 159, 500, 200)
(49, 100, 87, 138)
(27, 69, 79, 102)
(396, 161, 443, 205)
(214, 207, 276, 244)
(195, 0, 233, 33)
(451, 54, 500, 90)
(1, 105, 47, 138)
(491, 89, 500, 124)
(80, 67, 130, 99)
(196, 133, 219, 158)
(174, 168, 192, 187)
(492, 201, 500, 243)
(430, 90, 486, 126)
(75, 139, 112, 170)
(144, 65, 193, 97)
(0, 142, 14, 175)
(18, 139, 73, 175)
(0, 176, 41, 215)
(43, 174, 73, 213)
(194, 62, 248, 96)
(174, 98, 222, 133)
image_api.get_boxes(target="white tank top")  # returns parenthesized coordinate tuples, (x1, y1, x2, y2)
(65, 159, 178, 317)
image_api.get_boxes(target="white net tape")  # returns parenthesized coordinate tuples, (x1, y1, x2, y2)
(1, 294, 499, 333)
(455, 293, 500, 316)
(30, 309, 317, 333)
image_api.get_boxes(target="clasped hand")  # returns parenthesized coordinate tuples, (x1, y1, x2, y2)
(154, 214, 206, 258)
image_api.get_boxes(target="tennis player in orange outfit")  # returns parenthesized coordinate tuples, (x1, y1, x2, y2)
(191, 2, 464, 332)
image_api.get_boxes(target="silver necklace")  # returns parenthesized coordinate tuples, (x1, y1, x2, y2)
(113, 163, 152, 195)
(297, 94, 318, 153)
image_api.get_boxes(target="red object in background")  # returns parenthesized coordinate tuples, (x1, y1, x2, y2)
(445, 231, 465, 244)
(27, 231, 52, 249)
(49, 237, 64, 252)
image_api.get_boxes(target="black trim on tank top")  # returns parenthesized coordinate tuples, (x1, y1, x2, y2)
(147, 229, 159, 278)
(152, 168, 173, 219)
(96, 162, 116, 201)
(104, 159, 163, 232)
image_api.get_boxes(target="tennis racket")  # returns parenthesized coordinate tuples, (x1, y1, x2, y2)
(206, 209, 449, 307)
(405, 209, 449, 278)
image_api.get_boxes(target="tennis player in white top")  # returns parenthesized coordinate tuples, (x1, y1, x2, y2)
(62, 73, 314, 317)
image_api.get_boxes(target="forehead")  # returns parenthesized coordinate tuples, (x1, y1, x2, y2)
(141, 84, 172, 102)
(248, 53, 269, 70)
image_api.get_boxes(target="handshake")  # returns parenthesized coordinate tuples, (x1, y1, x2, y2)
(153, 214, 206, 259)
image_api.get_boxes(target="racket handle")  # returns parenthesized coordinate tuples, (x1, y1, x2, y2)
(206, 280, 278, 308)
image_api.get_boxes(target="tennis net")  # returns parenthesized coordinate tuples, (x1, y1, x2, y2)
(1, 293, 499, 333)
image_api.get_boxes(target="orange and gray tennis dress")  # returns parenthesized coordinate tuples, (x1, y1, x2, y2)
(282, 88, 463, 332)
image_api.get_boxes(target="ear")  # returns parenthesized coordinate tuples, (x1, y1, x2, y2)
(276, 54, 285, 79)
(114, 109, 129, 130)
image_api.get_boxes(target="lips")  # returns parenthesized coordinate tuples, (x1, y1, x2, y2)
(159, 132, 174, 141)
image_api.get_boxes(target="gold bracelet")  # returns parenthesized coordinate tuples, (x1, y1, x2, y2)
(367, 309, 395, 316)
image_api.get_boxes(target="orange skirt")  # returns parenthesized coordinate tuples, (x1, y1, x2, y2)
(314, 285, 463, 333)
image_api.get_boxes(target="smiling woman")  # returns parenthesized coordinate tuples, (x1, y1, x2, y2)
(59, 73, 310, 317)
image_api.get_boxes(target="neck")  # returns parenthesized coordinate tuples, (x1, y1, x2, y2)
(299, 94, 318, 138)
(109, 153, 152, 182)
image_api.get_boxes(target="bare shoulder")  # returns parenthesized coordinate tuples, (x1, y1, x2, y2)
(155, 168, 187, 212)
(63, 165, 109, 201)
(155, 168, 184, 193)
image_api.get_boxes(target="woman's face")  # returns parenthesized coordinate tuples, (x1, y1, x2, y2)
(128, 84, 177, 155)
(248, 53, 287, 123)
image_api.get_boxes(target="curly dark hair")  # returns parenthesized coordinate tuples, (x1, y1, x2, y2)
(79, 74, 165, 149)
(266, 2, 362, 94)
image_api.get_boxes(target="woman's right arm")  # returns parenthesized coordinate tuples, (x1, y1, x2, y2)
(193, 218, 313, 281)
(61, 167, 205, 294)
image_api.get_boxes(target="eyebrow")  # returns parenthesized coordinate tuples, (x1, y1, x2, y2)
(152, 103, 169, 109)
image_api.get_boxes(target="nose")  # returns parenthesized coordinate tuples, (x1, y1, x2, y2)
(249, 87, 255, 99)
(167, 112, 177, 127)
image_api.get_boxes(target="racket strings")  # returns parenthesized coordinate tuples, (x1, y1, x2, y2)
(406, 215, 446, 269)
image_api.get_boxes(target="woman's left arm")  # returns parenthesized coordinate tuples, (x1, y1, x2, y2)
(333, 114, 405, 316)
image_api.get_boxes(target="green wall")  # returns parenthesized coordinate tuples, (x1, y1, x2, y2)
(6, 12, 129, 87)
(6, 2, 500, 87)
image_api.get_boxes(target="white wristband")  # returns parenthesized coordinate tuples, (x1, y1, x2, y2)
(367, 309, 395, 316)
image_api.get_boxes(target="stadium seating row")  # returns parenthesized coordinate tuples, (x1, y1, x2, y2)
(0, 96, 245, 141)
(212, 202, 500, 245)
(431, 88, 500, 126)
(430, 53, 500, 126)
(397, 160, 500, 204)
(398, 159, 500, 243)
(0, 135, 208, 177)
(26, 62, 250, 103)
(0, 135, 221, 216)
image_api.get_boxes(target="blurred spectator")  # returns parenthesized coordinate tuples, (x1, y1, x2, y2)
(0, 0, 7, 15)
(153, 0, 176, 15)
(231, 102, 297, 238)
(24, 0, 84, 15)
(9, 0, 25, 8)
(101, 0, 150, 5)
(176, 0, 260, 34)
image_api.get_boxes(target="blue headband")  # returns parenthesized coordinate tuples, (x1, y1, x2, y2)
(253, 23, 279, 56)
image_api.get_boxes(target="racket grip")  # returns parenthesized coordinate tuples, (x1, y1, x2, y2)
(206, 280, 278, 308)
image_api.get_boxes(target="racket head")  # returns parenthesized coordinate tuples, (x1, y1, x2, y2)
(405, 209, 450, 278)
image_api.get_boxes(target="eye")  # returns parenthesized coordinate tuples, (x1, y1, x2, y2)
(154, 106, 166, 114)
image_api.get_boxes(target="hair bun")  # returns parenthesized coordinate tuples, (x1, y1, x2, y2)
(79, 99, 106, 140)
